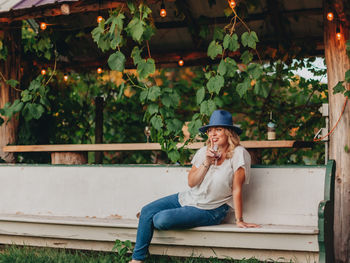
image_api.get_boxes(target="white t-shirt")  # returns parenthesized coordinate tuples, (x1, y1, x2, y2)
(178, 145, 251, 210)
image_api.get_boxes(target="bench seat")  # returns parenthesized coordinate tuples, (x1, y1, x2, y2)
(0, 162, 335, 262)
(0, 214, 319, 260)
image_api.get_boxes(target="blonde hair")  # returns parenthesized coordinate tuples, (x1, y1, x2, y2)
(206, 127, 240, 159)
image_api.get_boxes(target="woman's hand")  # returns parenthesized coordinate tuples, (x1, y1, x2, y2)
(205, 146, 218, 165)
(236, 221, 261, 228)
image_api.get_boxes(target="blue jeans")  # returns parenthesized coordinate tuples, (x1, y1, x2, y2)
(132, 193, 229, 261)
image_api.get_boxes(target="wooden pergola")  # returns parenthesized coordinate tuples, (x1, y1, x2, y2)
(0, 0, 349, 261)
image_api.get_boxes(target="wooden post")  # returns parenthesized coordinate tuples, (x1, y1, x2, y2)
(51, 152, 87, 164)
(94, 97, 104, 164)
(0, 22, 21, 163)
(324, 1, 350, 261)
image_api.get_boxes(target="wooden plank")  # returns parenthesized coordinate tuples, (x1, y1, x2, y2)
(324, 1, 350, 261)
(2, 140, 313, 152)
(0, 217, 319, 251)
(0, 235, 319, 262)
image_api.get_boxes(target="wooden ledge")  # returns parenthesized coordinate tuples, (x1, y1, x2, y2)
(3, 141, 313, 153)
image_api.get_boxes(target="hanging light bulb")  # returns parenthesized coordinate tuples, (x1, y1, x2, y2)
(229, 0, 236, 9)
(40, 22, 47, 30)
(336, 27, 342, 40)
(326, 12, 334, 21)
(41, 69, 47, 75)
(97, 67, 103, 74)
(97, 15, 103, 23)
(63, 74, 69, 81)
(178, 58, 184, 67)
(160, 0, 167, 18)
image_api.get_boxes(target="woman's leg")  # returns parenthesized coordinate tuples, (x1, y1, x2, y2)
(131, 193, 181, 261)
(153, 204, 229, 230)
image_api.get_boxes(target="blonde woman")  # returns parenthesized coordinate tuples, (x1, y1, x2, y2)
(130, 110, 259, 263)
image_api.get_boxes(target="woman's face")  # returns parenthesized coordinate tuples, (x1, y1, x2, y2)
(207, 127, 228, 147)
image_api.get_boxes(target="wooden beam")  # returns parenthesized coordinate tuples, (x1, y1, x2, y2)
(323, 0, 350, 262)
(2, 140, 313, 152)
(0, 1, 126, 23)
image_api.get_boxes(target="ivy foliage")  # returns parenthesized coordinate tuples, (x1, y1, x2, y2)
(333, 40, 350, 98)
(0, 1, 332, 165)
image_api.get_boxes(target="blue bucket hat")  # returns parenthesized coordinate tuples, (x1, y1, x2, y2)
(199, 110, 242, 135)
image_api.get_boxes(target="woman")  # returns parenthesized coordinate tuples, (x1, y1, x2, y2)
(129, 110, 259, 263)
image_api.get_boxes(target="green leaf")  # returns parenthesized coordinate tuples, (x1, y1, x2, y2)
(241, 31, 259, 49)
(91, 26, 103, 43)
(168, 150, 180, 163)
(225, 57, 238, 76)
(196, 87, 205, 105)
(206, 75, 224, 94)
(126, 17, 144, 42)
(188, 118, 202, 135)
(213, 27, 224, 41)
(217, 59, 227, 76)
(241, 50, 253, 64)
(142, 24, 156, 41)
(148, 85, 161, 101)
(247, 63, 263, 79)
(161, 92, 180, 107)
(28, 78, 41, 91)
(108, 51, 125, 71)
(150, 115, 163, 130)
(140, 89, 148, 102)
(147, 103, 159, 115)
(207, 99, 216, 114)
(137, 58, 155, 79)
(345, 70, 350, 83)
(23, 103, 45, 121)
(223, 34, 239, 51)
(127, 1, 136, 13)
(6, 79, 19, 88)
(131, 46, 143, 65)
(333, 81, 345, 94)
(236, 78, 250, 97)
(11, 100, 24, 113)
(0, 117, 4, 126)
(254, 80, 269, 98)
(207, 40, 222, 60)
(166, 118, 183, 132)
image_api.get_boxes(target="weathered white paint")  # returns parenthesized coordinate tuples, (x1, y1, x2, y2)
(0, 165, 325, 226)
(0, 234, 319, 262)
(0, 164, 327, 262)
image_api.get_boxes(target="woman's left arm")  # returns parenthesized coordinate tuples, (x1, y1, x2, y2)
(233, 167, 260, 228)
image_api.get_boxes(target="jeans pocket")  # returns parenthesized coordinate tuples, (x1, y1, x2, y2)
(210, 205, 229, 224)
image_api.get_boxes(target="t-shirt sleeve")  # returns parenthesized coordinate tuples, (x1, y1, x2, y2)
(191, 147, 207, 168)
(231, 146, 251, 184)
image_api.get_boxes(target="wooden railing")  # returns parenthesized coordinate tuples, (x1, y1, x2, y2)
(3, 140, 314, 164)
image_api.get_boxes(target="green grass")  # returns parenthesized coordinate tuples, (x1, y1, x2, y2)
(0, 245, 284, 263)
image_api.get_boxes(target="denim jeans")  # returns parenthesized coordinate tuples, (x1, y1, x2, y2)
(132, 193, 229, 261)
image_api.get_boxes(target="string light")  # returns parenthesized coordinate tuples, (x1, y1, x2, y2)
(63, 74, 69, 81)
(40, 22, 47, 30)
(336, 27, 342, 40)
(178, 58, 184, 67)
(97, 67, 103, 74)
(326, 12, 334, 21)
(97, 16, 103, 23)
(41, 69, 46, 75)
(229, 0, 236, 9)
(160, 0, 166, 18)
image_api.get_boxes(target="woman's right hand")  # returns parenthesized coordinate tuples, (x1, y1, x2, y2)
(205, 145, 218, 166)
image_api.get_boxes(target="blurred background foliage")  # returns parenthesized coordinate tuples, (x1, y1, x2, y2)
(13, 59, 328, 165)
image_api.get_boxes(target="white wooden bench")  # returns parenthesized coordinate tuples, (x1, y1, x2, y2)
(0, 161, 334, 262)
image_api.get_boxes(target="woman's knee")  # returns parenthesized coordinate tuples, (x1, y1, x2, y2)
(153, 212, 172, 230)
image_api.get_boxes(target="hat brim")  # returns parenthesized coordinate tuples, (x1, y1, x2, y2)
(199, 124, 242, 135)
